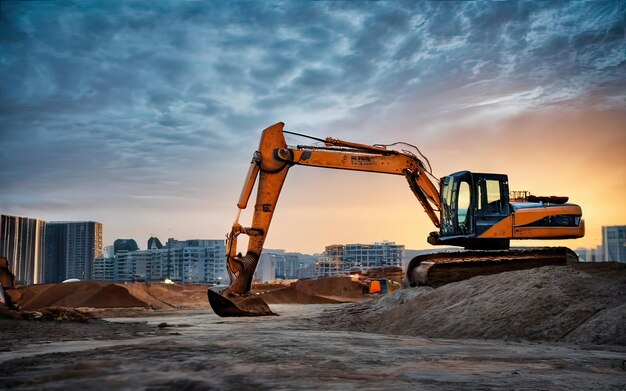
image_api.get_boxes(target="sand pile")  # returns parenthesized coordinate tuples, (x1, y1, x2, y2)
(15, 278, 363, 312)
(17, 282, 211, 311)
(18, 282, 148, 310)
(122, 283, 208, 309)
(258, 277, 366, 304)
(319, 263, 626, 345)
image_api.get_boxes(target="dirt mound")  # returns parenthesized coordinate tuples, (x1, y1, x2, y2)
(16, 278, 362, 310)
(259, 286, 341, 304)
(259, 277, 366, 304)
(319, 263, 626, 345)
(18, 282, 148, 310)
(17, 282, 211, 311)
(122, 283, 208, 309)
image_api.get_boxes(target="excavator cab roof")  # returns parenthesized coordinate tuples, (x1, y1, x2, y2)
(444, 171, 508, 183)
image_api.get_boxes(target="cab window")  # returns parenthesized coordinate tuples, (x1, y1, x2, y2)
(457, 181, 471, 231)
(478, 179, 502, 214)
(441, 176, 455, 235)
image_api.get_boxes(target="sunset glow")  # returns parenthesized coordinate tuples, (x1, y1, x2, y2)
(1, 2, 624, 253)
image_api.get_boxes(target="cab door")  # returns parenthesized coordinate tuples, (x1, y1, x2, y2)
(474, 174, 510, 235)
(440, 171, 475, 237)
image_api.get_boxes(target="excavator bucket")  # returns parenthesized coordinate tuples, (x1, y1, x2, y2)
(207, 287, 277, 317)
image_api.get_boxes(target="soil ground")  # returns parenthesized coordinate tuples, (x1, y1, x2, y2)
(1, 263, 625, 389)
(1, 305, 625, 390)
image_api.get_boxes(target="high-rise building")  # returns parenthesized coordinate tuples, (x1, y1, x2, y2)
(0, 214, 46, 285)
(603, 225, 626, 263)
(44, 223, 67, 283)
(44, 221, 103, 282)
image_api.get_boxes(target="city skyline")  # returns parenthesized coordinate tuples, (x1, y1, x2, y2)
(3, 210, 620, 256)
(1, 210, 623, 287)
(1, 2, 624, 254)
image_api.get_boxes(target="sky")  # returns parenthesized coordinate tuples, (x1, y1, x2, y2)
(1, 1, 624, 253)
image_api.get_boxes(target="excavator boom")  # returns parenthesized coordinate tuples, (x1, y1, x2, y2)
(209, 122, 442, 316)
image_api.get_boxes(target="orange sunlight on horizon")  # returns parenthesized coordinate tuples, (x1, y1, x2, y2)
(247, 105, 625, 254)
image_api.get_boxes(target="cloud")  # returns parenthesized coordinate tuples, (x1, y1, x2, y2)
(0, 0, 623, 247)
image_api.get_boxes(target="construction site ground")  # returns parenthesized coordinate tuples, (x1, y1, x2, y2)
(1, 262, 624, 389)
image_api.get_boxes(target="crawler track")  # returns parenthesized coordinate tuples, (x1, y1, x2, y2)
(407, 247, 578, 288)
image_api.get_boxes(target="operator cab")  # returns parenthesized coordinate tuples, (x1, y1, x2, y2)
(428, 171, 511, 249)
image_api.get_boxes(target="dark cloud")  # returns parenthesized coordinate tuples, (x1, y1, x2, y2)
(293, 67, 338, 89)
(393, 34, 423, 61)
(427, 2, 465, 38)
(0, 0, 624, 213)
(249, 54, 298, 84)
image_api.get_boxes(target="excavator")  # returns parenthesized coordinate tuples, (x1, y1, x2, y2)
(208, 122, 584, 317)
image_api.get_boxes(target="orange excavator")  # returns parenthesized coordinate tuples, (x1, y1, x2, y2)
(208, 122, 584, 316)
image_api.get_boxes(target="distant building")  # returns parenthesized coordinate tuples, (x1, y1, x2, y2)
(113, 239, 139, 254)
(316, 245, 346, 277)
(255, 252, 276, 283)
(100, 238, 227, 284)
(574, 247, 593, 262)
(254, 249, 317, 283)
(103, 245, 115, 258)
(44, 223, 67, 282)
(93, 245, 117, 281)
(45, 221, 103, 282)
(113, 250, 132, 281)
(147, 236, 163, 249)
(92, 256, 115, 281)
(317, 241, 404, 277)
(572, 225, 626, 264)
(0, 214, 46, 285)
(574, 246, 605, 263)
(594, 245, 604, 262)
(344, 242, 403, 268)
(603, 225, 626, 263)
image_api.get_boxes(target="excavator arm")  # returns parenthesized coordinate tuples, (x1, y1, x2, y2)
(209, 122, 442, 316)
